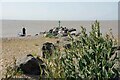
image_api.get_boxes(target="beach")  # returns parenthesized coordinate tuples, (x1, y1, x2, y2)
(1, 20, 119, 79)
(1, 2, 119, 79)
(1, 35, 59, 78)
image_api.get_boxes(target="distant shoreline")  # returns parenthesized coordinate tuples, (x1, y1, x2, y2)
(1, 34, 44, 40)
(1, 19, 118, 21)
(1, 20, 118, 38)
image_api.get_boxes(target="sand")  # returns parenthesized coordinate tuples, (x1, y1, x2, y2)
(1, 35, 59, 78)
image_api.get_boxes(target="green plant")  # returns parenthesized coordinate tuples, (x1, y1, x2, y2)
(3, 57, 23, 79)
(43, 47, 65, 78)
(60, 21, 119, 79)
(45, 33, 52, 38)
(3, 21, 119, 80)
(45, 33, 56, 38)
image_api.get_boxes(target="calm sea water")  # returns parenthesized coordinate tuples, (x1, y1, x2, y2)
(1, 20, 118, 38)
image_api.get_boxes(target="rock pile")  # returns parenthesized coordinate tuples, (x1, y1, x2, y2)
(46, 26, 77, 37)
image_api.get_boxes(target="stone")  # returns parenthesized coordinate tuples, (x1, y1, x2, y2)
(42, 42, 56, 58)
(16, 54, 46, 75)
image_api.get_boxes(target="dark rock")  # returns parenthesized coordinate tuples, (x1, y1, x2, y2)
(42, 42, 56, 58)
(46, 26, 77, 37)
(19, 34, 26, 37)
(68, 28, 76, 32)
(62, 33, 68, 37)
(69, 28, 76, 35)
(35, 34, 39, 36)
(76, 33, 81, 36)
(27, 54, 33, 57)
(64, 29, 68, 33)
(49, 29, 53, 33)
(16, 54, 46, 75)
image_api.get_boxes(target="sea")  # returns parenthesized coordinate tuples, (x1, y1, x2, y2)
(1, 20, 118, 38)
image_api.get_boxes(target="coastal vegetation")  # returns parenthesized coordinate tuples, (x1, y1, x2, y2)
(43, 21, 119, 79)
(2, 21, 120, 80)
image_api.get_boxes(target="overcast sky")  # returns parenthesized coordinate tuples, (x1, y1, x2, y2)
(1, 1, 119, 20)
(1, 0, 120, 2)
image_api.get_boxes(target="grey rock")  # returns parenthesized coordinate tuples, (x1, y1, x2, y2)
(16, 54, 46, 75)
(42, 42, 56, 58)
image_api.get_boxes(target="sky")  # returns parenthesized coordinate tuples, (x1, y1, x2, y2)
(1, 0, 120, 2)
(1, 1, 119, 20)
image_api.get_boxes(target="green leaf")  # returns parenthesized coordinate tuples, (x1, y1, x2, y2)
(83, 55, 90, 65)
(112, 68, 119, 75)
(79, 59, 85, 71)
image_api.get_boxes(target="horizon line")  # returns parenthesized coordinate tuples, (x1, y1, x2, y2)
(0, 19, 118, 21)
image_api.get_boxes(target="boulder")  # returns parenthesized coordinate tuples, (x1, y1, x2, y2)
(42, 42, 56, 58)
(16, 54, 46, 75)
